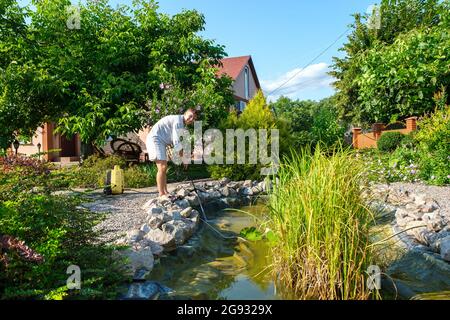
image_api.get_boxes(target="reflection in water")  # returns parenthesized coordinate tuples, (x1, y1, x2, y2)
(149, 205, 279, 300)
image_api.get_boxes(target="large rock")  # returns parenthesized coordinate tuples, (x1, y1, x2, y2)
(119, 247, 154, 280)
(251, 185, 263, 195)
(143, 239, 164, 256)
(144, 229, 176, 252)
(190, 209, 201, 225)
(405, 221, 429, 245)
(127, 229, 145, 243)
(414, 194, 428, 206)
(220, 186, 237, 197)
(226, 181, 241, 189)
(121, 281, 172, 300)
(142, 199, 158, 210)
(147, 206, 163, 215)
(440, 236, 450, 262)
(176, 188, 190, 197)
(180, 207, 193, 218)
(185, 194, 200, 207)
(161, 219, 196, 245)
(395, 208, 409, 219)
(428, 231, 450, 253)
(243, 180, 253, 188)
(222, 197, 241, 208)
(167, 210, 182, 221)
(239, 187, 253, 196)
(208, 190, 222, 199)
(424, 211, 446, 232)
(174, 198, 190, 209)
(148, 212, 171, 229)
(396, 216, 414, 228)
(140, 223, 151, 235)
(219, 177, 230, 186)
(198, 191, 211, 202)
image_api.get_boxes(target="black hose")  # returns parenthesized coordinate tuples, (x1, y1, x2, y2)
(182, 166, 244, 241)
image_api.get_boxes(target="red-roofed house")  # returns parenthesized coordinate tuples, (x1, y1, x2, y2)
(13, 56, 261, 162)
(217, 55, 261, 112)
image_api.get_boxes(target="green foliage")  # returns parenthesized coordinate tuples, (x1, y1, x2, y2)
(331, 0, 448, 125)
(415, 106, 450, 185)
(239, 227, 263, 242)
(59, 155, 210, 189)
(271, 96, 346, 149)
(208, 91, 291, 181)
(124, 164, 157, 189)
(0, 0, 233, 148)
(359, 148, 421, 183)
(61, 155, 127, 189)
(356, 27, 450, 123)
(0, 157, 127, 299)
(360, 107, 449, 185)
(377, 132, 406, 152)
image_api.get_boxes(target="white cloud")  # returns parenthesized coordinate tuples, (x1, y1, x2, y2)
(261, 63, 335, 102)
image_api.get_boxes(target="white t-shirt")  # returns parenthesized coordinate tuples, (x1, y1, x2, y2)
(148, 115, 185, 151)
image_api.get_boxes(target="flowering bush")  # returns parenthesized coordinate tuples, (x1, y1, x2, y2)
(359, 148, 421, 184)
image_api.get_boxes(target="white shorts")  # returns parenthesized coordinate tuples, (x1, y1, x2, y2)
(146, 135, 167, 161)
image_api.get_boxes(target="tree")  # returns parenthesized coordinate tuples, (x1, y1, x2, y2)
(0, 0, 234, 149)
(330, 0, 445, 125)
(356, 24, 450, 123)
(270, 95, 345, 149)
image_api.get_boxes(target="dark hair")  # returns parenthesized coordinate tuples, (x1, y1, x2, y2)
(185, 108, 199, 118)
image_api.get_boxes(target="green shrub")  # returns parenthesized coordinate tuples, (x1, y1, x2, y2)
(415, 106, 450, 185)
(208, 91, 292, 180)
(377, 132, 405, 152)
(0, 158, 127, 299)
(267, 147, 374, 299)
(124, 164, 156, 188)
(62, 155, 127, 189)
(271, 96, 346, 150)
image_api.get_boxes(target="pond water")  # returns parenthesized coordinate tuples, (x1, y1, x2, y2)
(134, 202, 449, 300)
(149, 204, 280, 300)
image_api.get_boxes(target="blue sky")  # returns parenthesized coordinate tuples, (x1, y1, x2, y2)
(19, 0, 380, 101)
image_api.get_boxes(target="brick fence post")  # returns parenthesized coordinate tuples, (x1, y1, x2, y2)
(406, 117, 418, 132)
(352, 128, 362, 149)
(372, 123, 385, 141)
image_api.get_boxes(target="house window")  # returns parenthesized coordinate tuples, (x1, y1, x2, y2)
(239, 101, 246, 112)
(244, 66, 250, 100)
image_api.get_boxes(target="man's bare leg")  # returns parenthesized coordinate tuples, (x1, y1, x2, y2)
(155, 160, 168, 197)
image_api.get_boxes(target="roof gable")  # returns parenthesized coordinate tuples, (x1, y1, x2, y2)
(217, 55, 261, 89)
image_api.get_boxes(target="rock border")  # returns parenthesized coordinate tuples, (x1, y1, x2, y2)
(370, 185, 450, 262)
(115, 178, 270, 280)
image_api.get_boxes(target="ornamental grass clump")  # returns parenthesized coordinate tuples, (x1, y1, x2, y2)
(267, 146, 375, 299)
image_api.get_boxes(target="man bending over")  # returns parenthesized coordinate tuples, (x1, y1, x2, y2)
(146, 109, 197, 197)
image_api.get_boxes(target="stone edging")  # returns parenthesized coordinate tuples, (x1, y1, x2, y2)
(115, 178, 270, 280)
(370, 185, 450, 262)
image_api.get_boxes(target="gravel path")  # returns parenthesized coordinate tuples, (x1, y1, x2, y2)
(373, 182, 450, 213)
(83, 179, 213, 244)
